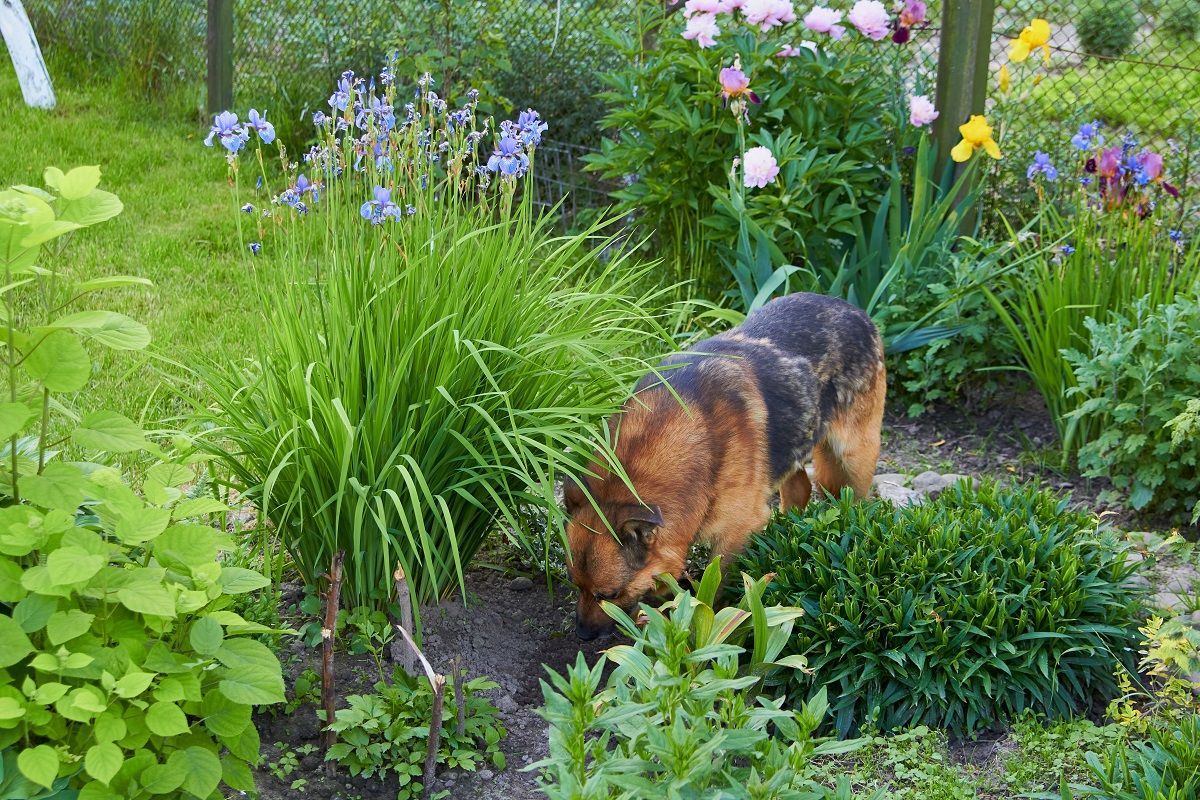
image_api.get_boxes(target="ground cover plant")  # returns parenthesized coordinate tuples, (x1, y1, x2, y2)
(194, 72, 674, 618)
(0, 168, 284, 797)
(735, 481, 1145, 737)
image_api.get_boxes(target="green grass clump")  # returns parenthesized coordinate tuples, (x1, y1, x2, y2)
(734, 481, 1145, 737)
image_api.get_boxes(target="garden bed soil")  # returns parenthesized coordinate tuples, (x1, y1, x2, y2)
(251, 388, 1196, 799)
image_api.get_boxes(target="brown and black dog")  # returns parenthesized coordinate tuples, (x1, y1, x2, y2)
(564, 292, 885, 640)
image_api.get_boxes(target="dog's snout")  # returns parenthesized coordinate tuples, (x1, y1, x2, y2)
(574, 611, 611, 642)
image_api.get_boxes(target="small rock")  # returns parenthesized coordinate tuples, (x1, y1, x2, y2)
(496, 694, 519, 712)
(873, 472, 911, 487)
(1190, 610, 1200, 626)
(1155, 592, 1184, 612)
(911, 471, 967, 497)
(509, 576, 534, 592)
(1127, 574, 1151, 589)
(479, 769, 495, 780)
(875, 481, 923, 506)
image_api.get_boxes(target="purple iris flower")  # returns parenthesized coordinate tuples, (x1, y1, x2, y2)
(313, 110, 327, 126)
(486, 137, 529, 178)
(406, 205, 416, 216)
(1070, 121, 1103, 151)
(246, 108, 275, 144)
(360, 186, 402, 223)
(1170, 230, 1183, 242)
(241, 203, 255, 214)
(204, 111, 248, 153)
(1060, 244, 1075, 256)
(516, 109, 548, 147)
(380, 65, 393, 86)
(1027, 151, 1058, 182)
(329, 76, 352, 111)
(248, 242, 261, 255)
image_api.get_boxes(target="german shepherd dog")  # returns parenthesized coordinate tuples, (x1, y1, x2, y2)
(564, 292, 886, 640)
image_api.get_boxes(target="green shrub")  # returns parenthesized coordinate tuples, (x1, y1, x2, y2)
(326, 668, 505, 796)
(1078, 1, 1139, 57)
(585, 3, 889, 293)
(1064, 295, 1200, 519)
(1161, 0, 1200, 40)
(533, 560, 860, 798)
(0, 168, 284, 798)
(1070, 715, 1200, 799)
(734, 482, 1144, 737)
(196, 76, 671, 619)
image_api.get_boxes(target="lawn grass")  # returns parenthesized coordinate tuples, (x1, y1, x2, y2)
(0, 66, 253, 429)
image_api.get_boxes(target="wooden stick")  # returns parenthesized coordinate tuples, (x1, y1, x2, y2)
(449, 656, 466, 738)
(393, 561, 417, 676)
(320, 550, 345, 775)
(394, 622, 446, 800)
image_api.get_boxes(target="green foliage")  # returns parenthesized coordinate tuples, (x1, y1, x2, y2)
(1161, 0, 1200, 39)
(734, 481, 1144, 737)
(987, 203, 1200, 455)
(533, 559, 862, 799)
(585, 4, 888, 293)
(832, 725, 978, 799)
(1006, 716, 1128, 793)
(325, 668, 506, 797)
(195, 79, 672, 617)
(1167, 399, 1200, 523)
(1062, 716, 1200, 800)
(1064, 295, 1200, 518)
(0, 169, 284, 798)
(1078, 1, 1139, 57)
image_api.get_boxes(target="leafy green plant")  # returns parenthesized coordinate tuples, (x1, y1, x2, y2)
(0, 168, 285, 798)
(195, 74, 672, 618)
(987, 200, 1200, 455)
(585, 4, 889, 293)
(344, 606, 396, 681)
(533, 559, 864, 799)
(1057, 715, 1200, 800)
(1005, 716, 1128, 794)
(325, 667, 505, 798)
(1078, 0, 1139, 57)
(1063, 294, 1200, 518)
(286, 668, 322, 715)
(1161, 0, 1200, 40)
(734, 481, 1144, 737)
(829, 725, 979, 800)
(1167, 399, 1200, 523)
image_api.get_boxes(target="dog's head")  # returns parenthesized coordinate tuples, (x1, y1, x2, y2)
(563, 477, 684, 641)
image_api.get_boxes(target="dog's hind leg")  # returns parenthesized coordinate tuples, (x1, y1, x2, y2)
(778, 468, 812, 513)
(813, 360, 886, 499)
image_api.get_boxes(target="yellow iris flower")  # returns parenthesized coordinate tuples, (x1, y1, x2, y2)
(1009, 18, 1051, 64)
(951, 115, 1002, 162)
(998, 64, 1011, 94)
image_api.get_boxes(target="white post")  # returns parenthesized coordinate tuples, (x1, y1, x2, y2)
(0, 0, 56, 109)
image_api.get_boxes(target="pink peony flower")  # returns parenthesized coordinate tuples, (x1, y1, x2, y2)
(743, 146, 780, 188)
(684, 0, 730, 16)
(743, 0, 796, 31)
(682, 12, 720, 46)
(803, 5, 846, 38)
(777, 40, 818, 56)
(848, 0, 890, 40)
(908, 94, 938, 127)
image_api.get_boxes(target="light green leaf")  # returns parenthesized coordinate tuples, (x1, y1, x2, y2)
(155, 524, 224, 573)
(115, 507, 171, 545)
(21, 462, 87, 510)
(217, 567, 271, 595)
(219, 664, 285, 706)
(113, 671, 156, 699)
(0, 401, 34, 440)
(169, 746, 222, 798)
(46, 609, 95, 645)
(0, 616, 35, 667)
(145, 701, 189, 737)
(146, 462, 193, 488)
(12, 593, 57, 631)
(201, 688, 251, 737)
(23, 329, 90, 392)
(0, 559, 27, 602)
(0, 696, 25, 720)
(17, 744, 59, 789)
(190, 617, 224, 656)
(85, 742, 124, 785)
(116, 574, 176, 617)
(172, 497, 228, 518)
(47, 165, 102, 200)
(47, 546, 105, 585)
(50, 310, 149, 350)
(72, 410, 147, 453)
(139, 762, 183, 795)
(57, 189, 123, 228)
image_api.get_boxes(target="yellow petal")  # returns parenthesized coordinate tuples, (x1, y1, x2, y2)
(951, 139, 974, 162)
(1009, 39, 1031, 63)
(1029, 18, 1051, 46)
(1033, 73, 1044, 86)
(984, 139, 1002, 160)
(998, 64, 1011, 93)
(1041, 45, 1051, 65)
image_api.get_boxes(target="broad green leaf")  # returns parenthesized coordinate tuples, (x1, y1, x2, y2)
(23, 330, 90, 392)
(12, 592, 57, 632)
(172, 497, 228, 518)
(146, 462, 193, 488)
(0, 616, 34, 667)
(21, 462, 87, 511)
(189, 617, 223, 656)
(50, 311, 149, 350)
(139, 762, 183, 795)
(217, 567, 270, 595)
(73, 410, 147, 453)
(17, 744, 59, 789)
(57, 685, 105, 721)
(115, 507, 171, 545)
(0, 696, 25, 720)
(46, 609, 95, 645)
(116, 574, 175, 617)
(169, 746, 222, 798)
(221, 756, 255, 792)
(85, 742, 124, 785)
(57, 189, 123, 227)
(0, 402, 34, 440)
(200, 688, 251, 737)
(47, 165, 101, 200)
(0, 559, 27, 602)
(47, 546, 105, 585)
(219, 664, 285, 706)
(94, 711, 127, 744)
(155, 524, 225, 573)
(113, 672, 156, 699)
(145, 701, 189, 737)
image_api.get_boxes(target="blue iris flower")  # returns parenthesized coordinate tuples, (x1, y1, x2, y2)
(1027, 151, 1058, 182)
(313, 110, 327, 126)
(241, 203, 255, 214)
(204, 111, 248, 153)
(1169, 230, 1183, 242)
(487, 136, 529, 178)
(1071, 121, 1103, 150)
(246, 108, 275, 144)
(360, 186, 402, 224)
(1060, 244, 1075, 256)
(248, 242, 261, 255)
(329, 76, 352, 111)
(516, 109, 548, 147)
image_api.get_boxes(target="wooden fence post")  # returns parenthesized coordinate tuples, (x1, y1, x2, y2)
(206, 0, 232, 114)
(932, 0, 996, 177)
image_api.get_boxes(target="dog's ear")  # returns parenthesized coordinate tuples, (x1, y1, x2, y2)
(616, 503, 663, 546)
(562, 476, 586, 516)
